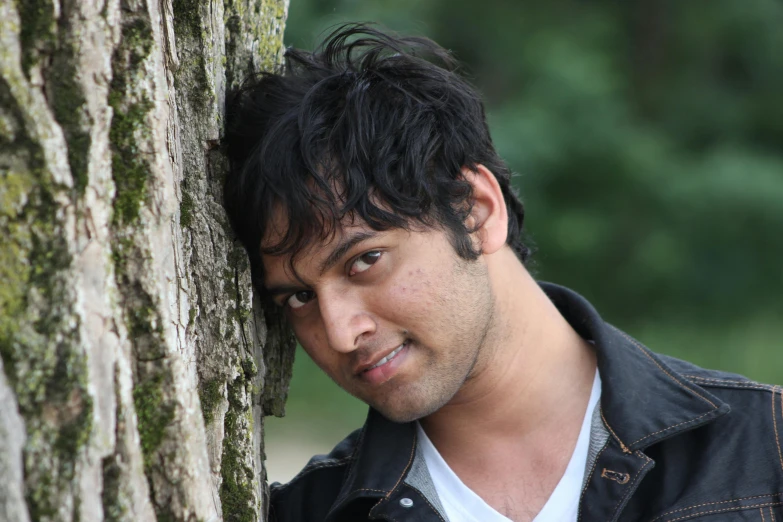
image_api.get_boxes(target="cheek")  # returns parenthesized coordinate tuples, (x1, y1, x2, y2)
(299, 338, 341, 378)
(393, 269, 422, 297)
(385, 268, 437, 314)
(293, 321, 333, 368)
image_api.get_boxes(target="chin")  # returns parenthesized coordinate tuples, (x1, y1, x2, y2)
(372, 395, 447, 424)
(377, 408, 424, 424)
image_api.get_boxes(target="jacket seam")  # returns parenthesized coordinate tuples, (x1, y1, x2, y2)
(611, 451, 653, 521)
(383, 437, 417, 500)
(611, 326, 717, 409)
(649, 493, 782, 521)
(347, 487, 388, 494)
(773, 386, 783, 473)
(660, 501, 782, 522)
(600, 406, 630, 453)
(684, 375, 775, 392)
(771, 506, 777, 522)
(629, 410, 715, 447)
(761, 507, 767, 522)
(366, 439, 419, 521)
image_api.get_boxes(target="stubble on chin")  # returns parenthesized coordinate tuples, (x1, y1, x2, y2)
(370, 363, 473, 424)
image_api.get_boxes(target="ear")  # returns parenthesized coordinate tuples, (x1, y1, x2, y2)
(462, 164, 508, 255)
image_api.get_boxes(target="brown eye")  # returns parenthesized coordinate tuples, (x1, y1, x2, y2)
(350, 251, 382, 275)
(286, 290, 315, 309)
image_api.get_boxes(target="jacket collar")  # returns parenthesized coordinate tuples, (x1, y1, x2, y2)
(541, 282, 730, 452)
(327, 282, 730, 516)
(326, 408, 416, 519)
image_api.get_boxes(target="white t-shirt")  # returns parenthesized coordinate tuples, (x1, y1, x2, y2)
(416, 370, 602, 522)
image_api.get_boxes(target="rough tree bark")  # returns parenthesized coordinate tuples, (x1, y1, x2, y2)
(0, 0, 295, 521)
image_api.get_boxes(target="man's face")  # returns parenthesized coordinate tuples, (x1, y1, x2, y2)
(262, 221, 496, 423)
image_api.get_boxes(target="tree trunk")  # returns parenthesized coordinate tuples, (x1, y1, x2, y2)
(0, 0, 294, 520)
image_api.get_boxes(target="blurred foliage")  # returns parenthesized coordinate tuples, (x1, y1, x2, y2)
(269, 0, 783, 443)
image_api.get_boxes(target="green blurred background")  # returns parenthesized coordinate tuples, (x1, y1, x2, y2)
(265, 0, 783, 481)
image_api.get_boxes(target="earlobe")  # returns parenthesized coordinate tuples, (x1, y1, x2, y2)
(462, 164, 509, 255)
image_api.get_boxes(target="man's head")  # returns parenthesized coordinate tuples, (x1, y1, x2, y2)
(224, 23, 529, 285)
(223, 24, 531, 421)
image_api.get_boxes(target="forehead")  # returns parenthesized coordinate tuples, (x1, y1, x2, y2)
(261, 203, 364, 254)
(260, 207, 379, 283)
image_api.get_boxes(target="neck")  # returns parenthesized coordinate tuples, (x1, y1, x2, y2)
(420, 248, 596, 455)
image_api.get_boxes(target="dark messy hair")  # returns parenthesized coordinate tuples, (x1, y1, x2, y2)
(223, 23, 530, 288)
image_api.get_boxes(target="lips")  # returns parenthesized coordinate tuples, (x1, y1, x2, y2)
(355, 341, 409, 375)
(368, 344, 405, 370)
(357, 341, 410, 386)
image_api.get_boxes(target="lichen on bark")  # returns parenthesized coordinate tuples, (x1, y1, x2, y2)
(48, 5, 91, 195)
(170, 1, 291, 519)
(107, 3, 186, 519)
(0, 47, 93, 522)
(109, 13, 155, 227)
(1, 0, 292, 519)
(15, 0, 57, 75)
(220, 365, 260, 522)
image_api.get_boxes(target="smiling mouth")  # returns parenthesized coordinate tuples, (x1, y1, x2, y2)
(363, 341, 407, 373)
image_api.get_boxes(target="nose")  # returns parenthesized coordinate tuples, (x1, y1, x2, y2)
(318, 286, 376, 353)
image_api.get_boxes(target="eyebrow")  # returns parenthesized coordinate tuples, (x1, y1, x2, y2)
(318, 230, 378, 275)
(264, 230, 379, 299)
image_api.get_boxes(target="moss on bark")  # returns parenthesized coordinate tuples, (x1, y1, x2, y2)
(109, 15, 155, 226)
(101, 453, 125, 522)
(0, 69, 92, 522)
(2, 0, 290, 519)
(220, 369, 258, 522)
(48, 1, 92, 195)
(179, 191, 195, 227)
(15, 0, 56, 75)
(199, 378, 223, 426)
(133, 372, 176, 469)
(107, 7, 181, 520)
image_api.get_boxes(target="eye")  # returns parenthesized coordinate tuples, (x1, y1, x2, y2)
(349, 251, 382, 276)
(286, 290, 315, 310)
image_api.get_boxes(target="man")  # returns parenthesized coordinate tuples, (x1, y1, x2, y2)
(223, 24, 782, 522)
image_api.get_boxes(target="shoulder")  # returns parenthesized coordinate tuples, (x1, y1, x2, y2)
(623, 355, 783, 520)
(636, 355, 783, 514)
(659, 353, 782, 449)
(659, 353, 780, 405)
(269, 427, 363, 522)
(674, 358, 783, 479)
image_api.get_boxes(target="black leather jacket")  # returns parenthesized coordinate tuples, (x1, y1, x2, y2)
(270, 283, 783, 521)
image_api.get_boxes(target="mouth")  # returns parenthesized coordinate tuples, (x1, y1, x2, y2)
(365, 343, 405, 372)
(357, 341, 410, 385)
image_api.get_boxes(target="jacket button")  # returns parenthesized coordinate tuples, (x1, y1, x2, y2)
(399, 498, 414, 508)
